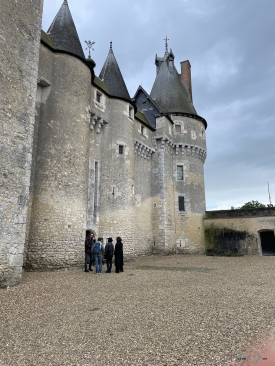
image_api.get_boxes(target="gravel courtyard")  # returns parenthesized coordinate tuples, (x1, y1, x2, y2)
(1, 255, 275, 366)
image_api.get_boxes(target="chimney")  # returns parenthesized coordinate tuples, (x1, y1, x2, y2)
(180, 60, 192, 102)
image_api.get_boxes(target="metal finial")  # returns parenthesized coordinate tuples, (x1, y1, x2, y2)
(109, 41, 113, 53)
(164, 36, 169, 53)
(85, 40, 95, 59)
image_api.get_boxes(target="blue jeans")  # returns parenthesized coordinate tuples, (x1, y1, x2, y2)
(95, 254, 102, 274)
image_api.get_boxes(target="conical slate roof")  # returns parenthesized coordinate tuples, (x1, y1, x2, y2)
(99, 43, 131, 101)
(150, 50, 197, 115)
(47, 0, 85, 59)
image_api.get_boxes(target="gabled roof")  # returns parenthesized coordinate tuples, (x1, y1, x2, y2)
(99, 43, 131, 101)
(150, 50, 197, 115)
(47, 0, 85, 59)
(133, 85, 163, 114)
(133, 86, 173, 129)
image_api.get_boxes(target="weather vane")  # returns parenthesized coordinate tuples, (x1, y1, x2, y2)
(85, 40, 95, 59)
(164, 36, 169, 53)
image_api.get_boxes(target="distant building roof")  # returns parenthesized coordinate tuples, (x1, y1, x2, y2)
(150, 49, 197, 115)
(99, 42, 131, 101)
(47, 0, 85, 59)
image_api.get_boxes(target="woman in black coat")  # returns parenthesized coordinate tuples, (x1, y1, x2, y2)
(114, 237, 124, 273)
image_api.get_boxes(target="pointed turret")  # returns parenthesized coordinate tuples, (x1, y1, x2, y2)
(99, 42, 131, 101)
(47, 0, 85, 59)
(150, 46, 196, 115)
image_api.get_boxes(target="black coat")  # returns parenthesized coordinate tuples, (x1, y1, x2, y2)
(105, 242, 114, 258)
(114, 241, 123, 267)
(85, 238, 93, 254)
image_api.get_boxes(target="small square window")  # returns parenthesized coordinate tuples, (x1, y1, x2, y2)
(119, 145, 124, 154)
(179, 196, 185, 212)
(96, 92, 101, 103)
(177, 166, 183, 180)
(175, 124, 181, 133)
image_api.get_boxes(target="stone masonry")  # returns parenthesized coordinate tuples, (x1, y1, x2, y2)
(0, 0, 43, 287)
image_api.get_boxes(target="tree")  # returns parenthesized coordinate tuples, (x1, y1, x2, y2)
(240, 200, 266, 209)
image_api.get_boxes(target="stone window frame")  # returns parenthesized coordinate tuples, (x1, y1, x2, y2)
(176, 165, 184, 181)
(94, 89, 105, 111)
(96, 91, 102, 103)
(191, 130, 197, 140)
(118, 145, 124, 155)
(178, 194, 186, 213)
(174, 121, 184, 134)
(129, 105, 134, 120)
(138, 123, 148, 138)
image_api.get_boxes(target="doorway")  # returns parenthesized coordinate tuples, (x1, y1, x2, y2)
(260, 230, 275, 256)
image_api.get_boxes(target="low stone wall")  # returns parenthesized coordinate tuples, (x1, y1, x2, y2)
(204, 208, 275, 256)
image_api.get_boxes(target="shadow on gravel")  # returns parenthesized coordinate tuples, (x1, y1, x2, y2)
(126, 266, 216, 273)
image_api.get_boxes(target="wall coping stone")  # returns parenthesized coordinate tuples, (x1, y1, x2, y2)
(205, 207, 275, 219)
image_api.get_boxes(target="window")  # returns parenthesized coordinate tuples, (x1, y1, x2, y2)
(141, 126, 144, 135)
(175, 124, 181, 133)
(96, 92, 101, 103)
(178, 196, 185, 212)
(129, 106, 134, 118)
(191, 131, 197, 140)
(177, 166, 183, 181)
(119, 145, 124, 154)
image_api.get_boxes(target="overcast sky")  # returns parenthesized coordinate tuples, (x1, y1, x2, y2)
(42, 0, 275, 210)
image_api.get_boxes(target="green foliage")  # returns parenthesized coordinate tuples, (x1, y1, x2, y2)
(240, 200, 266, 209)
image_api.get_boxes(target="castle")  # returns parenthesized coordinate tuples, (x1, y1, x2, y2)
(0, 0, 208, 288)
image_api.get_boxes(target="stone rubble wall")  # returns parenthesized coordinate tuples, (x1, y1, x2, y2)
(0, 0, 43, 287)
(204, 208, 275, 255)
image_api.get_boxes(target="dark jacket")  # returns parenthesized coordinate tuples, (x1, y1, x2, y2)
(105, 242, 114, 258)
(85, 238, 93, 254)
(114, 241, 123, 267)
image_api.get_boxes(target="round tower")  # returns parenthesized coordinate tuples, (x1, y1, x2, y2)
(93, 43, 136, 256)
(150, 45, 207, 253)
(25, 1, 93, 269)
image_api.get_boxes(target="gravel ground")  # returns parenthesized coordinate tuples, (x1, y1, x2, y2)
(1, 255, 275, 366)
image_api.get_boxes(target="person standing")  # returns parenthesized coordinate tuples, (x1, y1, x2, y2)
(105, 237, 114, 273)
(84, 233, 93, 272)
(114, 237, 124, 273)
(101, 238, 106, 265)
(93, 237, 104, 274)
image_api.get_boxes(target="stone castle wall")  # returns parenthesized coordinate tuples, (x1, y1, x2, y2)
(204, 208, 275, 255)
(0, 3, 209, 279)
(0, 0, 43, 287)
